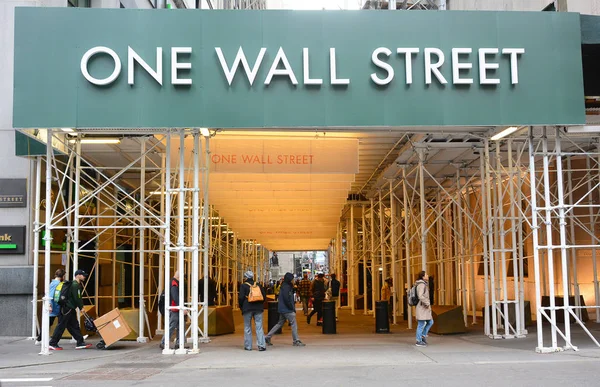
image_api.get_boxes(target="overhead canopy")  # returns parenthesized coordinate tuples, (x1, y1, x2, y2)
(166, 135, 358, 251)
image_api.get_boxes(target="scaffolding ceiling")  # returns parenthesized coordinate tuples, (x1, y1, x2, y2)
(74, 127, 507, 251)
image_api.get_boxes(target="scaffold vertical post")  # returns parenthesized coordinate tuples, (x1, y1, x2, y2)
(31, 157, 42, 342)
(350, 204, 355, 316)
(40, 129, 53, 356)
(481, 140, 491, 337)
(138, 138, 148, 343)
(390, 180, 397, 324)
(403, 167, 413, 329)
(554, 127, 573, 349)
(163, 131, 173, 355)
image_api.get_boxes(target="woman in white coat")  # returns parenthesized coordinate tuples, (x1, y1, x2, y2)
(415, 271, 433, 347)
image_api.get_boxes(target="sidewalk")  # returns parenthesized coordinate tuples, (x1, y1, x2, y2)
(1, 309, 600, 386)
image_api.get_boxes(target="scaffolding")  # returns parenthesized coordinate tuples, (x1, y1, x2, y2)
(30, 128, 275, 356)
(28, 126, 600, 354)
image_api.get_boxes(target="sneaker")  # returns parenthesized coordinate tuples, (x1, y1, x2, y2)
(415, 341, 427, 347)
(34, 340, 41, 346)
(265, 338, 273, 346)
(75, 343, 92, 350)
(244, 347, 252, 351)
(293, 340, 306, 347)
(160, 343, 165, 350)
(258, 347, 266, 351)
(316, 322, 323, 326)
(422, 337, 428, 344)
(49, 345, 63, 351)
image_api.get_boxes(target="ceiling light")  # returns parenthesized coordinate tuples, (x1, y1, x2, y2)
(61, 128, 74, 132)
(200, 128, 210, 137)
(69, 138, 121, 144)
(490, 126, 519, 141)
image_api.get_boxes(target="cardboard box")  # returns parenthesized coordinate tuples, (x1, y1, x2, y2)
(93, 308, 132, 347)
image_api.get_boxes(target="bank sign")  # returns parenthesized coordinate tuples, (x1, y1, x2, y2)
(13, 8, 585, 128)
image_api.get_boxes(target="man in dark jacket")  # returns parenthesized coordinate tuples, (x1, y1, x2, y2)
(161, 271, 187, 349)
(265, 272, 305, 347)
(49, 270, 92, 350)
(198, 276, 217, 306)
(238, 271, 267, 351)
(329, 273, 341, 321)
(307, 273, 326, 326)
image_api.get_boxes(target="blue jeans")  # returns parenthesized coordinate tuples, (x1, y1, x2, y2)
(416, 319, 433, 342)
(243, 311, 265, 350)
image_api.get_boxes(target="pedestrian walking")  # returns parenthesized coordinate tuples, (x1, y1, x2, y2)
(161, 271, 188, 349)
(36, 268, 65, 345)
(415, 271, 434, 347)
(48, 270, 92, 350)
(238, 271, 267, 351)
(265, 272, 305, 347)
(298, 273, 311, 316)
(307, 273, 326, 326)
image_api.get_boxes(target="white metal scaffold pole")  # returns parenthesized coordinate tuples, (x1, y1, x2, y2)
(40, 129, 53, 356)
(403, 168, 413, 329)
(138, 138, 148, 343)
(350, 204, 355, 316)
(202, 136, 211, 343)
(362, 204, 368, 315)
(554, 128, 574, 350)
(528, 127, 545, 352)
(481, 141, 491, 337)
(31, 157, 42, 342)
(162, 132, 173, 355)
(541, 128, 559, 349)
(390, 180, 397, 324)
(418, 150, 426, 272)
(190, 130, 200, 352)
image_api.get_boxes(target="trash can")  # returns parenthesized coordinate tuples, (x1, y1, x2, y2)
(322, 301, 336, 334)
(375, 301, 390, 333)
(267, 301, 282, 334)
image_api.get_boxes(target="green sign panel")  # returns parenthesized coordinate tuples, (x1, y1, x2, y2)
(13, 8, 585, 128)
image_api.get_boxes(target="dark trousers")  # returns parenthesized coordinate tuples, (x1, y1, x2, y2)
(49, 308, 84, 346)
(36, 316, 57, 341)
(308, 298, 323, 321)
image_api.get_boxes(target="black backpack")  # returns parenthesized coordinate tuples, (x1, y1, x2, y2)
(57, 280, 73, 307)
(158, 291, 166, 316)
(407, 283, 420, 307)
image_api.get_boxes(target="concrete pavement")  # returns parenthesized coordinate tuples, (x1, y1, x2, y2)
(1, 309, 600, 386)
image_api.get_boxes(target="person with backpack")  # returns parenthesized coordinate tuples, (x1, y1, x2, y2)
(264, 272, 305, 348)
(161, 270, 187, 349)
(35, 268, 65, 345)
(238, 270, 267, 351)
(48, 270, 92, 350)
(307, 273, 326, 326)
(414, 271, 433, 347)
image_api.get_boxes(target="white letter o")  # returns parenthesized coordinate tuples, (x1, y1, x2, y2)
(81, 46, 121, 86)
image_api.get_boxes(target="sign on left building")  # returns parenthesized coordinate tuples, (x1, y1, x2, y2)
(0, 179, 27, 208)
(0, 226, 26, 255)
